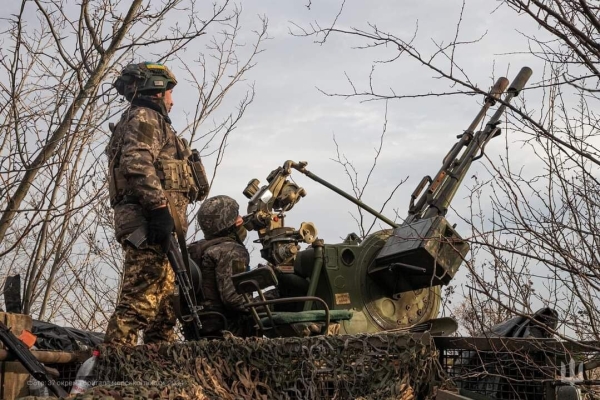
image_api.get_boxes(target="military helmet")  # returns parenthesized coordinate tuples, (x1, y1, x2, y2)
(198, 195, 240, 237)
(113, 62, 177, 100)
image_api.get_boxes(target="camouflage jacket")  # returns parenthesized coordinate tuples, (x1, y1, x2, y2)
(188, 238, 249, 315)
(106, 98, 189, 241)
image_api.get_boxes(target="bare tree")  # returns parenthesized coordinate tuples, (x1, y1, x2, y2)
(454, 0, 600, 340)
(0, 0, 268, 329)
(330, 100, 407, 238)
(293, 0, 600, 343)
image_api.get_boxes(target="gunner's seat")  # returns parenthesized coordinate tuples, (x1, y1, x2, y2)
(232, 267, 352, 338)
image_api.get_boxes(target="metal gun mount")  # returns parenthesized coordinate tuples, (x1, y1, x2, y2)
(240, 67, 532, 334)
(242, 161, 318, 271)
(242, 157, 399, 271)
(374, 66, 532, 291)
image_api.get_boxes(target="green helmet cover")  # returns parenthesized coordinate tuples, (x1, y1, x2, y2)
(114, 62, 177, 100)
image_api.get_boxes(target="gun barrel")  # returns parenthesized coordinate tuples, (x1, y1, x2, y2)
(485, 77, 510, 105)
(0, 320, 69, 398)
(167, 237, 204, 336)
(466, 76, 509, 135)
(508, 67, 533, 96)
(487, 66, 533, 125)
(411, 68, 532, 221)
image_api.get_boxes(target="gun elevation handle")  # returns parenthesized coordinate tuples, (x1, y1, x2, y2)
(508, 67, 533, 95)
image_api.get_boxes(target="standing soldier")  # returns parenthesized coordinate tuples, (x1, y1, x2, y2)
(185, 195, 252, 339)
(104, 62, 209, 345)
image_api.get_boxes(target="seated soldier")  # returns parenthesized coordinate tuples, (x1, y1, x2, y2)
(187, 195, 253, 338)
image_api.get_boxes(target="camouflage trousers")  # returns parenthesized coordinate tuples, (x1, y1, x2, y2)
(105, 243, 176, 346)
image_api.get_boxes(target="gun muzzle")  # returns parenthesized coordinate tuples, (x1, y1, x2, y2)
(485, 77, 509, 105)
(508, 67, 533, 96)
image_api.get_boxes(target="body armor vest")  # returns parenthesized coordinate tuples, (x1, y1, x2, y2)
(188, 237, 235, 312)
(107, 114, 209, 207)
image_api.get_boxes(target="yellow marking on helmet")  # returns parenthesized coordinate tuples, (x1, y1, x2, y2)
(146, 63, 166, 70)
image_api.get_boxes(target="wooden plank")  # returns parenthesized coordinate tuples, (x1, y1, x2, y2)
(0, 312, 33, 400)
(0, 348, 83, 364)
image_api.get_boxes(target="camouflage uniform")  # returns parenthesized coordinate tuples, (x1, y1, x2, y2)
(106, 103, 191, 241)
(104, 63, 205, 346)
(187, 195, 253, 338)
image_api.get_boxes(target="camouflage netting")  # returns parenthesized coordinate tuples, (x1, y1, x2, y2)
(30, 331, 444, 400)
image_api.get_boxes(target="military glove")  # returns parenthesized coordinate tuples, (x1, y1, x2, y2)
(147, 206, 174, 251)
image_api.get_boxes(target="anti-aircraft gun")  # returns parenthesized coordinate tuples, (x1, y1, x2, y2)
(241, 67, 532, 334)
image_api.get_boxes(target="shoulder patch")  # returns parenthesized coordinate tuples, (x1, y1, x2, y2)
(138, 121, 155, 145)
(231, 259, 247, 275)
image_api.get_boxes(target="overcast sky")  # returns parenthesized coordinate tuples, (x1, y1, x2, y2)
(0, 0, 547, 247)
(153, 1, 549, 262)
(0, 0, 555, 316)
